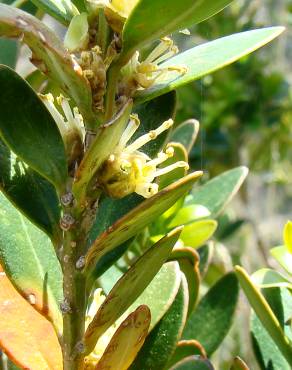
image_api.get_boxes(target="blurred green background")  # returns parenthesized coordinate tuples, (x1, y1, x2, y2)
(173, 0, 292, 367)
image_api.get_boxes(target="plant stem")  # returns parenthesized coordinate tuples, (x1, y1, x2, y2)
(104, 62, 120, 121)
(61, 227, 87, 370)
(97, 9, 109, 58)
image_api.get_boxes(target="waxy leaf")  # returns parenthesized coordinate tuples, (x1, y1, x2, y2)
(0, 139, 60, 238)
(0, 192, 63, 335)
(179, 219, 218, 248)
(170, 119, 200, 154)
(124, 261, 181, 331)
(235, 266, 292, 365)
(30, 0, 78, 25)
(0, 4, 95, 126)
(167, 340, 207, 368)
(170, 247, 200, 313)
(129, 275, 189, 370)
(0, 38, 18, 68)
(0, 266, 62, 370)
(271, 246, 292, 275)
(182, 272, 239, 355)
(252, 268, 292, 289)
(85, 229, 182, 353)
(121, 0, 234, 60)
(0, 66, 67, 191)
(230, 356, 250, 370)
(85, 171, 203, 269)
(251, 288, 291, 370)
(170, 357, 214, 370)
(96, 305, 151, 370)
(135, 28, 285, 104)
(186, 166, 249, 218)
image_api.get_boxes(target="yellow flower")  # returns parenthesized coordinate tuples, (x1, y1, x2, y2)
(97, 114, 189, 198)
(120, 37, 187, 94)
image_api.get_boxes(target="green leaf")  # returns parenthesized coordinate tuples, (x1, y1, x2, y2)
(170, 119, 199, 154)
(251, 288, 291, 370)
(168, 205, 211, 228)
(186, 166, 248, 218)
(170, 357, 214, 370)
(129, 275, 189, 370)
(135, 28, 285, 104)
(84, 229, 183, 353)
(235, 266, 292, 366)
(0, 139, 60, 238)
(252, 268, 292, 289)
(179, 219, 218, 248)
(125, 262, 181, 331)
(95, 305, 151, 370)
(271, 246, 292, 275)
(167, 340, 207, 368)
(230, 357, 249, 370)
(170, 247, 200, 314)
(64, 12, 89, 51)
(182, 272, 239, 355)
(0, 4, 95, 127)
(121, 0, 234, 60)
(30, 0, 78, 25)
(197, 244, 214, 277)
(85, 172, 203, 270)
(0, 192, 63, 335)
(0, 38, 18, 68)
(0, 65, 67, 192)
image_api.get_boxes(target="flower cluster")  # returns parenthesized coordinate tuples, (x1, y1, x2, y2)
(120, 37, 187, 95)
(97, 114, 189, 198)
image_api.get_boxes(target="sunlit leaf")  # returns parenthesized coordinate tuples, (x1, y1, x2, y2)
(0, 4, 95, 127)
(182, 272, 239, 355)
(85, 172, 203, 270)
(170, 119, 199, 154)
(95, 305, 151, 370)
(0, 66, 67, 192)
(0, 192, 63, 334)
(129, 275, 189, 370)
(135, 28, 285, 104)
(121, 0, 234, 60)
(85, 229, 182, 353)
(0, 266, 62, 370)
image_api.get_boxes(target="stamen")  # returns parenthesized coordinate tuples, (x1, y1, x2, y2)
(57, 95, 75, 123)
(124, 119, 173, 154)
(39, 93, 67, 136)
(118, 114, 140, 149)
(145, 147, 174, 168)
(153, 161, 189, 178)
(136, 182, 159, 198)
(145, 37, 173, 64)
(154, 45, 179, 65)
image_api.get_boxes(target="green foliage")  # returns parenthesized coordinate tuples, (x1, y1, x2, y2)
(182, 272, 239, 355)
(0, 0, 286, 369)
